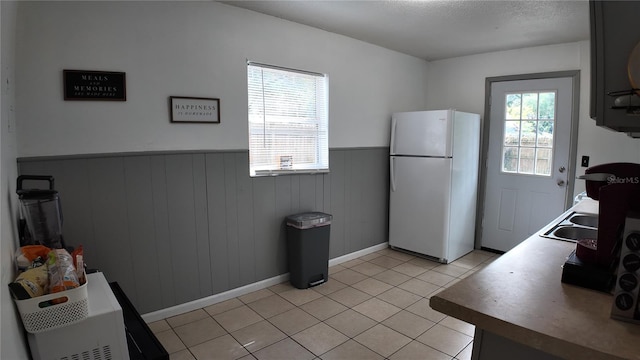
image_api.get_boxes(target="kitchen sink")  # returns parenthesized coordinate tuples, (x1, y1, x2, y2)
(541, 212, 598, 243)
(568, 214, 598, 228)
(550, 226, 598, 241)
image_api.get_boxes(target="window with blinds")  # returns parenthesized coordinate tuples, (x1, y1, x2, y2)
(247, 62, 329, 177)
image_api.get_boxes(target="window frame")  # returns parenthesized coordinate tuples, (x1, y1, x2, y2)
(500, 90, 557, 177)
(247, 61, 329, 177)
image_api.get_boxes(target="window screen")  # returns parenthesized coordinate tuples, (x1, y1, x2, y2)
(247, 62, 329, 177)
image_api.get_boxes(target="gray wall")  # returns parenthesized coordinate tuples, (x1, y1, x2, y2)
(18, 148, 389, 314)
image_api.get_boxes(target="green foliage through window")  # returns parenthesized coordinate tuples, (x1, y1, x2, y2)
(502, 91, 556, 176)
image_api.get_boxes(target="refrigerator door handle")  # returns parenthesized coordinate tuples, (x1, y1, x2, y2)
(390, 157, 397, 192)
(390, 118, 397, 155)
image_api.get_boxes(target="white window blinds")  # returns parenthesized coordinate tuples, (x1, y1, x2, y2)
(247, 62, 329, 177)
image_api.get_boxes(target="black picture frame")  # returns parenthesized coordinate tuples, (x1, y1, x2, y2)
(170, 96, 220, 123)
(63, 70, 126, 101)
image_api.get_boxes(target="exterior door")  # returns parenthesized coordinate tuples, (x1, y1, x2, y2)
(481, 76, 575, 252)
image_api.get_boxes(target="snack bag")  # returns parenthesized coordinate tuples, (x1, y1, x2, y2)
(47, 249, 80, 294)
(14, 245, 51, 272)
(8, 263, 48, 300)
(70, 245, 83, 268)
(70, 245, 85, 284)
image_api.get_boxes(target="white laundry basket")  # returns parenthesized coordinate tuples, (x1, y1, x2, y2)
(14, 277, 88, 333)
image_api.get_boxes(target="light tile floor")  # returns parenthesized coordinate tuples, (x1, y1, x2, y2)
(148, 248, 499, 360)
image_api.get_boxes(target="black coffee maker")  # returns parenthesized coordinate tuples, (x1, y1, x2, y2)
(16, 175, 64, 249)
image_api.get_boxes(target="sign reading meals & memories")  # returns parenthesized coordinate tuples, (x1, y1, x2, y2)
(63, 70, 126, 101)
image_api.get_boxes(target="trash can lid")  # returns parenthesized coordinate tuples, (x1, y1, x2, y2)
(286, 212, 332, 229)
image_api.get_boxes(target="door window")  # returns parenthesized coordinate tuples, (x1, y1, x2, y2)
(502, 91, 556, 176)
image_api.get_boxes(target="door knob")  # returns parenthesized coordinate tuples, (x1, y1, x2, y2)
(557, 179, 566, 187)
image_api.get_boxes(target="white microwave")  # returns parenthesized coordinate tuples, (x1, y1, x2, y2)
(27, 272, 129, 360)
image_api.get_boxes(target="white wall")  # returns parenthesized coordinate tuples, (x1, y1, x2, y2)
(1, 1, 28, 359)
(15, 1, 428, 157)
(426, 41, 640, 197)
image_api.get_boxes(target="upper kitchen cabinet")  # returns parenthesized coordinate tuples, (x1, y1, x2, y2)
(590, 0, 640, 134)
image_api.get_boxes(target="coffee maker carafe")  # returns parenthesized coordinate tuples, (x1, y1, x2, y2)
(16, 175, 64, 249)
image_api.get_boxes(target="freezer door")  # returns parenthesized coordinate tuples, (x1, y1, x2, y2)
(389, 156, 451, 260)
(390, 110, 453, 157)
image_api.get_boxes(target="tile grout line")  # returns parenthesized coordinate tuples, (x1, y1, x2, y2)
(152, 249, 497, 359)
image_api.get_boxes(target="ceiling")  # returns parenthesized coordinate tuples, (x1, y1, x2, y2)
(219, 0, 591, 61)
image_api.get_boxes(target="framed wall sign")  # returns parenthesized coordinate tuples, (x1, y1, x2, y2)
(63, 70, 126, 101)
(170, 96, 220, 123)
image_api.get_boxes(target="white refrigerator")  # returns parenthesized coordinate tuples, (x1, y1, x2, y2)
(389, 110, 481, 263)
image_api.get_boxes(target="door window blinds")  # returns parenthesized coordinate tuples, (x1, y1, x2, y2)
(248, 62, 329, 177)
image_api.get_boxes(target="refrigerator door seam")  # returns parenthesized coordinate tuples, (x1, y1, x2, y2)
(392, 155, 453, 159)
(390, 118, 398, 155)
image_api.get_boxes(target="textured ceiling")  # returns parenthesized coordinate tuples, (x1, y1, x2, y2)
(220, 0, 590, 61)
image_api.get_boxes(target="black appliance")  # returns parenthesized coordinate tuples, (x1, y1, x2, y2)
(16, 175, 64, 248)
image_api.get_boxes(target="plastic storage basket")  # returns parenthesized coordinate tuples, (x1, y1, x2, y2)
(14, 277, 89, 334)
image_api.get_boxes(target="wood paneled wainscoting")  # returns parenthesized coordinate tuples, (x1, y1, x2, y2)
(17, 148, 389, 314)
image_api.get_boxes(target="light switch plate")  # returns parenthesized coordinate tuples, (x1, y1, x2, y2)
(581, 156, 590, 167)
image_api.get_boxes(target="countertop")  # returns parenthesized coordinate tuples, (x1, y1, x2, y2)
(430, 199, 640, 360)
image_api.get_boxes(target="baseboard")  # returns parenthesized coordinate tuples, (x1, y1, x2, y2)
(328, 242, 389, 267)
(479, 246, 506, 255)
(142, 242, 389, 323)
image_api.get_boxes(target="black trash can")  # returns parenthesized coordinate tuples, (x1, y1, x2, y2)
(286, 212, 332, 289)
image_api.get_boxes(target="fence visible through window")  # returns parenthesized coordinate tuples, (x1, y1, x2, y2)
(247, 62, 329, 177)
(501, 91, 556, 176)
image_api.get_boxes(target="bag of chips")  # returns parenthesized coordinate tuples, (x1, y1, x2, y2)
(8, 263, 48, 300)
(14, 245, 51, 272)
(47, 248, 80, 295)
